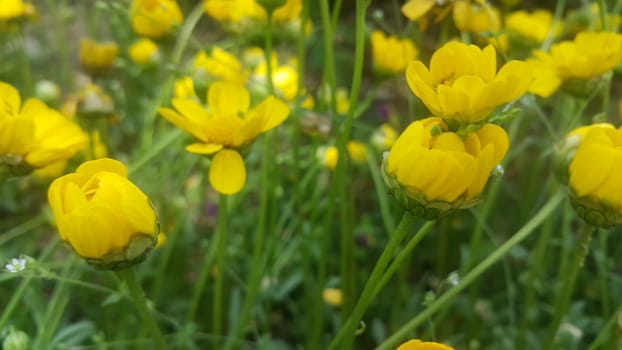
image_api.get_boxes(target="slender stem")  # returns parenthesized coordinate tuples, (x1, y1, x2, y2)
(319, 0, 337, 114)
(330, 0, 344, 30)
(212, 194, 230, 340)
(264, 12, 275, 95)
(543, 223, 596, 350)
(375, 191, 564, 350)
(597, 0, 609, 30)
(587, 298, 622, 350)
(366, 150, 396, 234)
(0, 214, 46, 246)
(542, 0, 566, 51)
(597, 231, 611, 318)
(117, 268, 167, 350)
(327, 213, 418, 350)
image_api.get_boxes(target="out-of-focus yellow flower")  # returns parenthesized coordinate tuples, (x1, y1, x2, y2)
(253, 59, 299, 101)
(383, 117, 508, 218)
(371, 30, 418, 76)
(159, 82, 290, 194)
(48, 158, 159, 269)
(193, 47, 248, 84)
(204, 0, 300, 23)
(347, 141, 367, 163)
(336, 88, 350, 115)
(397, 339, 455, 350)
(79, 38, 119, 75)
(406, 41, 531, 123)
(453, 1, 500, 34)
(322, 288, 343, 306)
(0, 82, 87, 179)
(371, 124, 398, 150)
(317, 141, 368, 170)
(556, 123, 622, 227)
(0, 0, 36, 21)
(130, 0, 183, 38)
(128, 38, 160, 66)
(505, 10, 561, 43)
(173, 76, 197, 100)
(401, 0, 454, 23)
(527, 32, 622, 98)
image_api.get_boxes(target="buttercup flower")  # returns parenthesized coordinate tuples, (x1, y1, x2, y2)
(0, 0, 36, 21)
(527, 31, 622, 98)
(505, 9, 561, 44)
(401, 0, 454, 23)
(0, 82, 87, 179)
(79, 38, 119, 75)
(406, 41, 531, 123)
(204, 0, 300, 23)
(371, 30, 418, 76)
(556, 123, 622, 228)
(371, 124, 398, 150)
(397, 339, 455, 350)
(158, 81, 290, 194)
(130, 0, 183, 38)
(48, 158, 159, 269)
(452, 1, 500, 34)
(193, 47, 248, 84)
(129, 38, 160, 66)
(383, 117, 508, 218)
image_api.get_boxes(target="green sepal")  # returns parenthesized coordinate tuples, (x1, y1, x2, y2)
(568, 189, 622, 229)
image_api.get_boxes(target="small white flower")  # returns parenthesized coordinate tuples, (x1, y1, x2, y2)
(5, 258, 27, 273)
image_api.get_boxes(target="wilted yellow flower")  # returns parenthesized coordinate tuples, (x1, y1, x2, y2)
(159, 81, 290, 194)
(406, 41, 532, 123)
(79, 38, 119, 75)
(505, 9, 561, 43)
(0, 82, 87, 179)
(322, 288, 343, 306)
(48, 158, 159, 269)
(453, 1, 500, 34)
(527, 31, 622, 98)
(130, 0, 183, 38)
(0, 0, 36, 21)
(128, 38, 160, 65)
(371, 124, 398, 150)
(556, 123, 622, 227)
(371, 30, 418, 76)
(193, 47, 248, 84)
(383, 117, 508, 218)
(397, 339, 455, 350)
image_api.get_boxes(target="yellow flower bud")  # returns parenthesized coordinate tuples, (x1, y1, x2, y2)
(128, 38, 160, 66)
(48, 158, 160, 269)
(370, 30, 418, 77)
(383, 117, 509, 219)
(558, 123, 622, 227)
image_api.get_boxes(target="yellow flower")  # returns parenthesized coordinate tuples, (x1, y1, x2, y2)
(193, 47, 248, 84)
(173, 76, 198, 100)
(452, 1, 501, 34)
(406, 41, 532, 123)
(0, 0, 35, 21)
(128, 38, 160, 65)
(559, 123, 622, 227)
(505, 10, 561, 43)
(130, 0, 183, 38)
(158, 82, 290, 194)
(79, 38, 119, 75)
(371, 30, 418, 76)
(322, 288, 343, 306)
(401, 0, 455, 23)
(0, 82, 87, 179)
(318, 141, 368, 170)
(203, 0, 300, 23)
(527, 31, 622, 98)
(48, 158, 159, 269)
(397, 339, 455, 350)
(371, 124, 398, 150)
(383, 117, 508, 218)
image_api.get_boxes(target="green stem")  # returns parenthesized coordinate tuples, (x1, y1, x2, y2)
(597, 0, 609, 30)
(597, 231, 611, 318)
(375, 191, 564, 350)
(264, 11, 275, 95)
(319, 0, 337, 114)
(0, 214, 46, 246)
(542, 0, 565, 50)
(366, 150, 396, 234)
(587, 298, 622, 350)
(543, 223, 596, 350)
(327, 213, 418, 350)
(212, 194, 230, 340)
(116, 268, 167, 350)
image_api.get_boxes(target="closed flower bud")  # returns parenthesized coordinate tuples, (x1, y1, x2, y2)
(48, 158, 160, 269)
(2, 327, 29, 350)
(558, 123, 622, 228)
(382, 117, 509, 219)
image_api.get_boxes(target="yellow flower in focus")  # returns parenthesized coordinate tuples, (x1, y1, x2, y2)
(505, 10, 561, 43)
(452, 1, 501, 34)
(406, 41, 532, 123)
(371, 124, 398, 150)
(383, 117, 508, 218)
(79, 38, 119, 75)
(397, 339, 455, 350)
(559, 123, 622, 227)
(128, 38, 160, 65)
(130, 0, 183, 38)
(0, 82, 88, 179)
(322, 288, 343, 306)
(527, 32, 622, 98)
(193, 47, 248, 84)
(371, 30, 418, 76)
(158, 82, 290, 194)
(48, 158, 159, 269)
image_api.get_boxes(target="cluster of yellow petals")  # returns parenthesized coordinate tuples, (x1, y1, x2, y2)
(528, 31, 622, 98)
(0, 82, 87, 170)
(406, 41, 532, 123)
(130, 0, 183, 38)
(48, 158, 157, 260)
(159, 82, 290, 194)
(370, 30, 418, 76)
(386, 117, 508, 203)
(505, 9, 561, 43)
(567, 124, 622, 210)
(204, 0, 301, 23)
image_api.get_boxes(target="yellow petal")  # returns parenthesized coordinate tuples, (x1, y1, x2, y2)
(208, 81, 250, 116)
(253, 96, 291, 132)
(209, 149, 246, 195)
(185, 142, 223, 154)
(77, 158, 128, 178)
(158, 107, 208, 141)
(0, 82, 21, 116)
(475, 124, 509, 165)
(401, 0, 435, 21)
